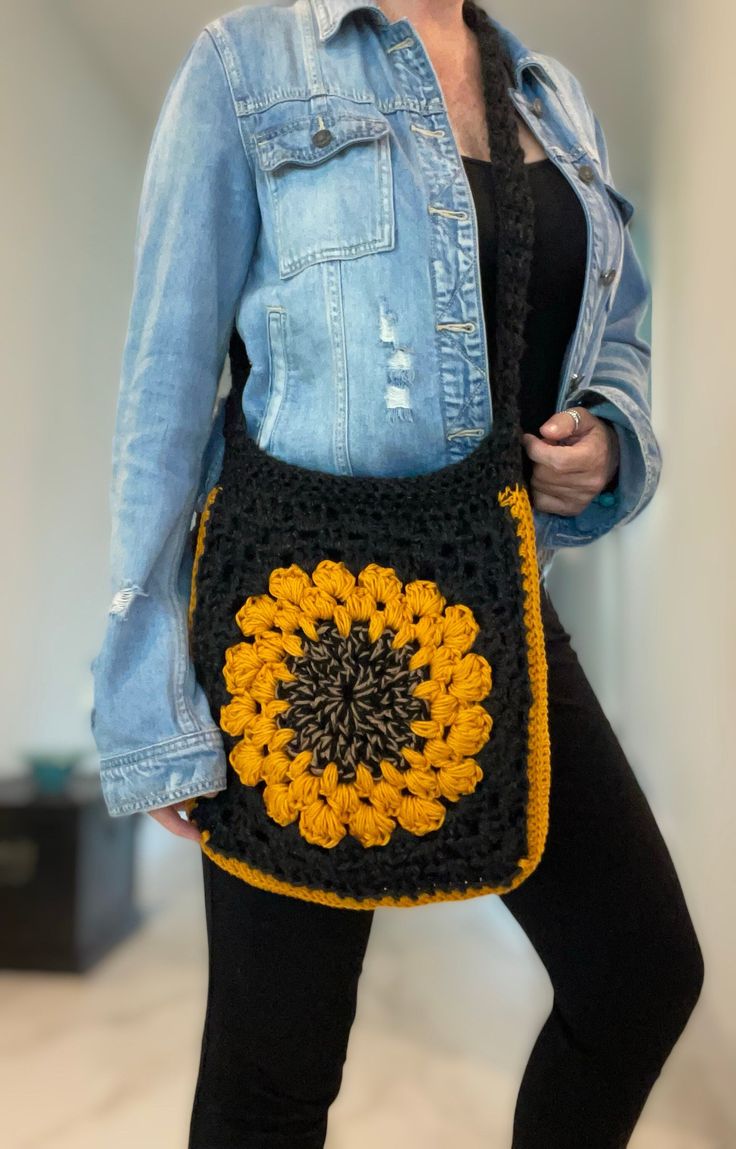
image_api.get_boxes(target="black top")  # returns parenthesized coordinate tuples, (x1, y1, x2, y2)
(461, 154, 587, 484)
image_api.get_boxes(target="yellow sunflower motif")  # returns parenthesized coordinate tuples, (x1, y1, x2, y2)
(218, 560, 493, 849)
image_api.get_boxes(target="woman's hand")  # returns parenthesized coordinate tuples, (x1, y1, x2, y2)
(147, 792, 219, 840)
(521, 407, 620, 515)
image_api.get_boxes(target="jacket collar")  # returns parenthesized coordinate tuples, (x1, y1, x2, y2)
(307, 0, 558, 92)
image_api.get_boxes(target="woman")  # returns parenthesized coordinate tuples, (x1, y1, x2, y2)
(90, 0, 704, 1145)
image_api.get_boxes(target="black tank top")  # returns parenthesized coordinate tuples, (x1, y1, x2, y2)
(461, 154, 587, 487)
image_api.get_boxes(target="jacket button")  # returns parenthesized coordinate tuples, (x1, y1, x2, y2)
(578, 163, 596, 183)
(600, 268, 617, 285)
(570, 372, 585, 385)
(312, 127, 333, 147)
(531, 97, 543, 117)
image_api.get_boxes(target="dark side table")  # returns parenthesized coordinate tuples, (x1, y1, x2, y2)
(0, 775, 140, 972)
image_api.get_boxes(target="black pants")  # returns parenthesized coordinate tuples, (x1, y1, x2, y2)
(188, 586, 704, 1148)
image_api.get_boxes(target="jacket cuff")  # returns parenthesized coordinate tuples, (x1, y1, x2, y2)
(99, 730, 227, 816)
(532, 392, 660, 549)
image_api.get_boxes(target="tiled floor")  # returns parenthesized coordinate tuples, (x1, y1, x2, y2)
(0, 825, 730, 1148)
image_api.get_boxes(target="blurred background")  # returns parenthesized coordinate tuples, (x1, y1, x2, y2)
(1, 0, 734, 1145)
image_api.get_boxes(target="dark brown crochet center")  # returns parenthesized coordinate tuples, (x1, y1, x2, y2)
(276, 621, 430, 781)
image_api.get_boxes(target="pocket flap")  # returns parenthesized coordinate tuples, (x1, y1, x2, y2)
(255, 114, 390, 172)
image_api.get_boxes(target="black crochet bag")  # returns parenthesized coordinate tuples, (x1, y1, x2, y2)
(186, 2, 551, 909)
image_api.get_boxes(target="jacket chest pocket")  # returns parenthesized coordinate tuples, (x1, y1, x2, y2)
(254, 113, 395, 279)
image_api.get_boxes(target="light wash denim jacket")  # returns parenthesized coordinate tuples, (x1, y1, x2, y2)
(90, 0, 662, 817)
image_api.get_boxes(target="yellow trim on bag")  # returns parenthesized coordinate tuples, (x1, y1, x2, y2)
(187, 484, 221, 634)
(197, 482, 551, 908)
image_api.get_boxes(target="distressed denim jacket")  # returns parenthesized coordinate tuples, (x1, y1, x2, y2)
(90, 0, 662, 816)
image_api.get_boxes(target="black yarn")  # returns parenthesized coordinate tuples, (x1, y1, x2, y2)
(186, 4, 545, 906)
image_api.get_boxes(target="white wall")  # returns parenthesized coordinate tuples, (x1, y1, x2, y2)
(0, 1, 144, 768)
(622, 0, 736, 1104)
(502, 0, 736, 1116)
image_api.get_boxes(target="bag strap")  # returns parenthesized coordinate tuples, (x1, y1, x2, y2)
(223, 324, 251, 444)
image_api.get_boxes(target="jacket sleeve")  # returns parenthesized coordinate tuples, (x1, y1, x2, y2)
(533, 102, 663, 550)
(89, 28, 259, 816)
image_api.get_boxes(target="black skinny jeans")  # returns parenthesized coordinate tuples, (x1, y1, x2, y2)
(188, 585, 705, 1149)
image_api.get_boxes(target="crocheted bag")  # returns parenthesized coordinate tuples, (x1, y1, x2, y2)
(186, 1, 551, 909)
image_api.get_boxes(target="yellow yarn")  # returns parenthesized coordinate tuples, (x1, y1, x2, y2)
(187, 484, 221, 634)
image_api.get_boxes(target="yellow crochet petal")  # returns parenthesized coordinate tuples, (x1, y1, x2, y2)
(253, 632, 287, 663)
(280, 632, 304, 659)
(429, 689, 460, 727)
(440, 603, 481, 652)
(219, 696, 258, 737)
(436, 757, 484, 801)
(286, 749, 313, 779)
(223, 642, 262, 693)
(380, 759, 409, 789)
(353, 763, 376, 798)
(262, 698, 290, 721)
(383, 596, 411, 631)
(367, 612, 386, 643)
(230, 739, 267, 787)
(249, 713, 278, 749)
(318, 761, 340, 796)
(299, 798, 347, 848)
(312, 560, 356, 600)
(413, 614, 444, 648)
(261, 750, 291, 785)
(343, 587, 376, 622)
(262, 781, 299, 826)
(325, 783, 361, 822)
(370, 778, 403, 816)
(348, 803, 395, 848)
(250, 663, 279, 703)
(268, 726, 297, 753)
(403, 767, 441, 800)
(399, 746, 426, 770)
(429, 645, 461, 684)
(297, 612, 320, 641)
(271, 659, 298, 682)
(268, 565, 311, 605)
(404, 579, 446, 618)
(408, 643, 436, 671)
(412, 678, 443, 702)
(333, 604, 352, 637)
(272, 599, 302, 634)
(396, 795, 446, 835)
(448, 652, 493, 703)
(301, 586, 337, 620)
(409, 718, 443, 740)
(446, 705, 493, 756)
(357, 564, 403, 603)
(288, 772, 322, 810)
(390, 621, 415, 649)
(235, 593, 279, 637)
(423, 737, 456, 767)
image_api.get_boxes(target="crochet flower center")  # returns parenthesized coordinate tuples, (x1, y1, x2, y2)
(277, 623, 428, 781)
(218, 560, 493, 850)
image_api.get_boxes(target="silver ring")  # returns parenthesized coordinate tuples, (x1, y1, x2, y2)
(565, 407, 582, 432)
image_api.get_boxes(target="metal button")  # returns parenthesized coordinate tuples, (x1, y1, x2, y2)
(312, 128, 333, 148)
(600, 268, 617, 286)
(531, 97, 543, 117)
(578, 163, 596, 183)
(570, 372, 585, 385)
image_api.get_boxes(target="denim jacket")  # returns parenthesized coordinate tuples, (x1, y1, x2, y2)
(90, 0, 662, 817)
